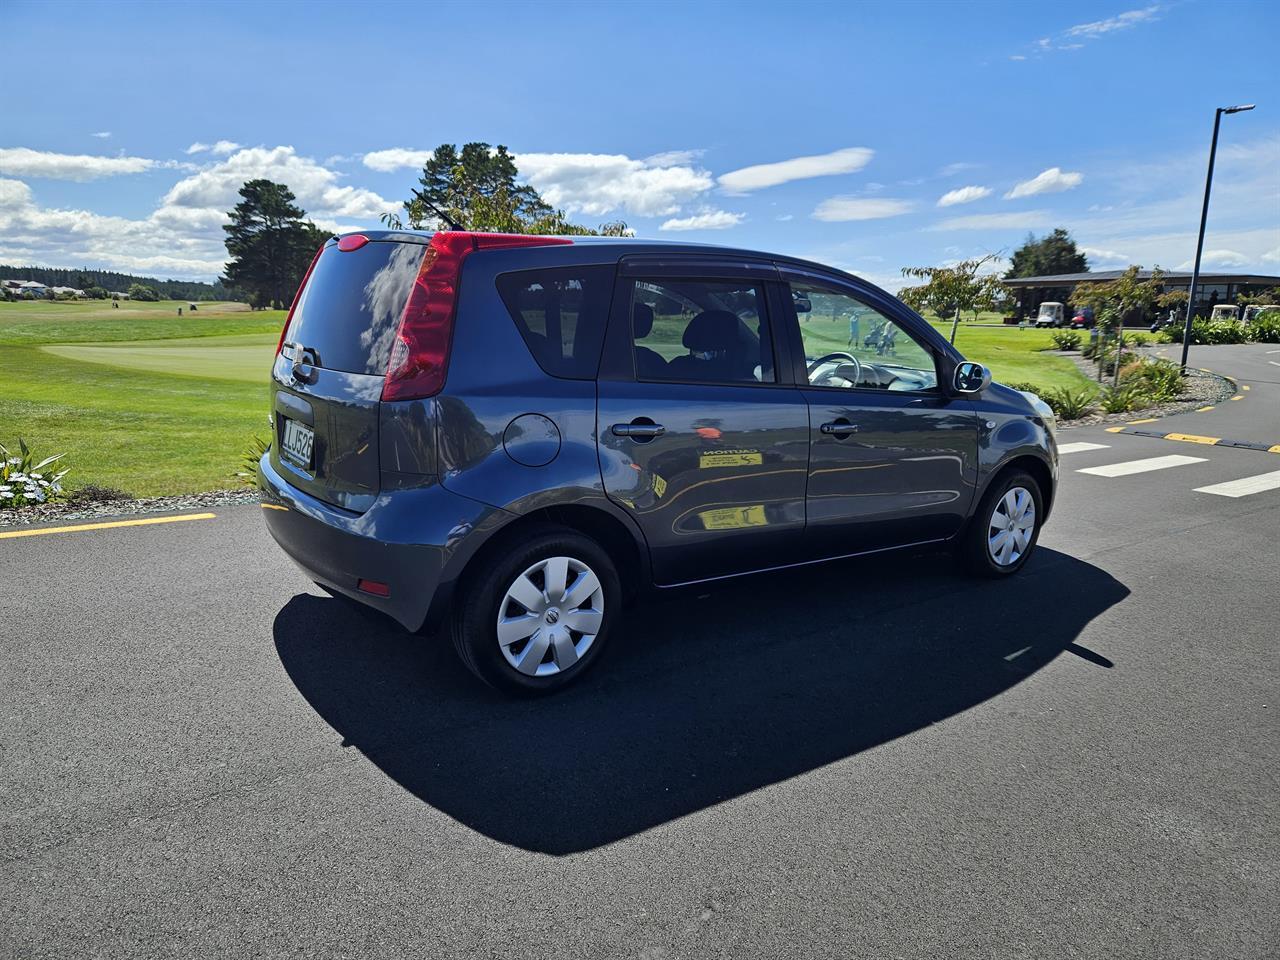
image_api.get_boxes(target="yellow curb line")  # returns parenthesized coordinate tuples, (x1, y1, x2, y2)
(1230, 395, 1244, 401)
(261, 503, 289, 511)
(1105, 426, 1126, 433)
(0, 512, 216, 540)
(1243, 385, 1251, 391)
(1196, 406, 1215, 412)
(1271, 445, 1280, 455)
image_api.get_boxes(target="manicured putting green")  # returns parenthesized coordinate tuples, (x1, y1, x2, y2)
(42, 333, 278, 383)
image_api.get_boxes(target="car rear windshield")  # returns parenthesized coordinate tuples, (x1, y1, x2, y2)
(496, 265, 615, 379)
(282, 239, 428, 375)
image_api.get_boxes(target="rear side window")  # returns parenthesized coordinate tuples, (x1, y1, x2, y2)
(283, 240, 427, 375)
(496, 266, 614, 379)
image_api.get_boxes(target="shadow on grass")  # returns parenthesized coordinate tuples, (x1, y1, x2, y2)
(274, 546, 1126, 854)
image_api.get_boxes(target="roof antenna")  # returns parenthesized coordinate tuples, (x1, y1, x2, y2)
(420, 197, 464, 232)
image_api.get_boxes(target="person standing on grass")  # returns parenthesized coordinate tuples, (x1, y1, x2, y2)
(848, 311, 860, 347)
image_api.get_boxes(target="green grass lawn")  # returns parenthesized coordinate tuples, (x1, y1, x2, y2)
(2, 297, 1092, 498)
(1, 300, 285, 496)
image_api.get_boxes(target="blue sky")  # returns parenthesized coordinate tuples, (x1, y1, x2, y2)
(2, 0, 1277, 286)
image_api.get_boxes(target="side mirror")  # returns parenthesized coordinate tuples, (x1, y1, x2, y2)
(953, 360, 991, 394)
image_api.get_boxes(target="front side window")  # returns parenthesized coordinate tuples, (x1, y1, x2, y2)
(629, 278, 775, 384)
(497, 266, 614, 379)
(792, 282, 938, 392)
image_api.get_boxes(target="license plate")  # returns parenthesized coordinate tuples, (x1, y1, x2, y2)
(281, 418, 314, 468)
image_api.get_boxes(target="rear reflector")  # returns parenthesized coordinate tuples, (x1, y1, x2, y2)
(276, 243, 325, 357)
(380, 232, 573, 402)
(357, 578, 391, 597)
(337, 234, 369, 252)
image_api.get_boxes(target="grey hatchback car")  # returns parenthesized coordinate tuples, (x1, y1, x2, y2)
(259, 230, 1058, 694)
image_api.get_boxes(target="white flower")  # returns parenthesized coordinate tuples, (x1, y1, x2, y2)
(6, 457, 20, 465)
(0, 490, 11, 499)
(9, 473, 26, 482)
(0, 485, 9, 491)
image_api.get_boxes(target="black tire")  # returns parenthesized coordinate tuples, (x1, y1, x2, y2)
(957, 470, 1044, 577)
(450, 525, 620, 696)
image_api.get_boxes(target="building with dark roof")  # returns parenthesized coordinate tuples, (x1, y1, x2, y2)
(1004, 269, 1280, 324)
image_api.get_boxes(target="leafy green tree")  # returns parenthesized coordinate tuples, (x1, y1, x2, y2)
(1071, 266, 1165, 382)
(384, 142, 630, 237)
(1005, 228, 1089, 279)
(223, 179, 330, 310)
(900, 254, 1008, 344)
(127, 282, 160, 301)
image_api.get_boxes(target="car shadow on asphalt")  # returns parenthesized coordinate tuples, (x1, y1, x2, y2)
(273, 546, 1127, 855)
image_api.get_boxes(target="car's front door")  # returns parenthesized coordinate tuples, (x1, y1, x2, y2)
(596, 260, 810, 585)
(781, 270, 980, 558)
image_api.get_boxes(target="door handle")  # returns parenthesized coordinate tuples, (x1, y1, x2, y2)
(820, 419, 858, 436)
(612, 421, 666, 439)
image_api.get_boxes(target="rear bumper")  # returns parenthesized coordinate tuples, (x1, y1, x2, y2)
(257, 454, 503, 632)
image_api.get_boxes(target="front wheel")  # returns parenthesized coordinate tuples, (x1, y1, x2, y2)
(957, 471, 1044, 577)
(451, 526, 620, 696)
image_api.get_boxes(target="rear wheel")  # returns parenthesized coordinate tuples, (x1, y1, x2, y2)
(958, 470, 1043, 577)
(451, 526, 619, 695)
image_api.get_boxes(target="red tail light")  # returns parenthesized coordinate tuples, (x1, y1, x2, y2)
(275, 243, 326, 357)
(380, 232, 572, 402)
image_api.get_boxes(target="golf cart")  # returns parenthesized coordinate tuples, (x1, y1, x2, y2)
(1243, 304, 1279, 324)
(1210, 304, 1240, 322)
(1034, 302, 1066, 328)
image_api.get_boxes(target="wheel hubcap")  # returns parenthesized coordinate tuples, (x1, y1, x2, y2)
(496, 556, 604, 677)
(987, 486, 1036, 567)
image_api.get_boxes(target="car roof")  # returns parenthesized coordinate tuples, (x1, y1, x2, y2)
(336, 229, 877, 289)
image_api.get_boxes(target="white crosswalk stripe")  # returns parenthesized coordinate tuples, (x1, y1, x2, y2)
(1077, 454, 1207, 477)
(1058, 442, 1110, 455)
(1194, 470, 1280, 499)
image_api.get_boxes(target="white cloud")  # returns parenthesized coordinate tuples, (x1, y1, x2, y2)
(362, 147, 434, 172)
(210, 140, 241, 155)
(186, 142, 210, 154)
(1081, 246, 1129, 263)
(659, 209, 744, 231)
(811, 197, 913, 222)
(1009, 55, 1026, 61)
(91, 131, 111, 139)
(0, 147, 157, 181)
(518, 152, 713, 217)
(1005, 167, 1083, 199)
(1262, 246, 1280, 264)
(0, 146, 400, 280)
(1066, 5, 1160, 38)
(928, 210, 1052, 231)
(719, 147, 873, 194)
(939, 162, 980, 177)
(644, 149, 704, 167)
(776, 214, 794, 222)
(1178, 249, 1251, 270)
(937, 185, 992, 207)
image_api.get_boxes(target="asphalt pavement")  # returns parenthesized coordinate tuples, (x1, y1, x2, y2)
(2, 344, 1278, 959)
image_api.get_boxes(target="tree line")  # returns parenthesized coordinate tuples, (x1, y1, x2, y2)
(0, 264, 231, 300)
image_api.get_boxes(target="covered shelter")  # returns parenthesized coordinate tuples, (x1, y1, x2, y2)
(1004, 269, 1280, 325)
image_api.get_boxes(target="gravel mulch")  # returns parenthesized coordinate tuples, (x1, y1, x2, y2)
(1054, 349, 1235, 428)
(0, 487, 259, 528)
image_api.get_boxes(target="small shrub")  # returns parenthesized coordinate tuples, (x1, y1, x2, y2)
(1099, 384, 1148, 414)
(1042, 386, 1095, 420)
(1050, 330, 1082, 351)
(1249, 311, 1280, 343)
(235, 435, 271, 487)
(1121, 357, 1184, 402)
(0, 438, 70, 509)
(1190, 318, 1249, 345)
(1127, 332, 1150, 347)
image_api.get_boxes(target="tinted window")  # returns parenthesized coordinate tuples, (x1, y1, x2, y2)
(629, 278, 775, 384)
(791, 281, 938, 392)
(497, 266, 614, 379)
(283, 240, 427, 375)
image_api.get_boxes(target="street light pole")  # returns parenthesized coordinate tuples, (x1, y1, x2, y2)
(1180, 104, 1255, 371)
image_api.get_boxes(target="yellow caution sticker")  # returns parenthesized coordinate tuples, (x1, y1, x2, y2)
(699, 450, 763, 468)
(1164, 433, 1220, 445)
(698, 505, 768, 530)
(652, 474, 667, 498)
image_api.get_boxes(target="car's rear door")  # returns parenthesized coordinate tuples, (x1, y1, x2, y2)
(778, 267, 980, 557)
(269, 235, 430, 512)
(596, 257, 810, 585)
